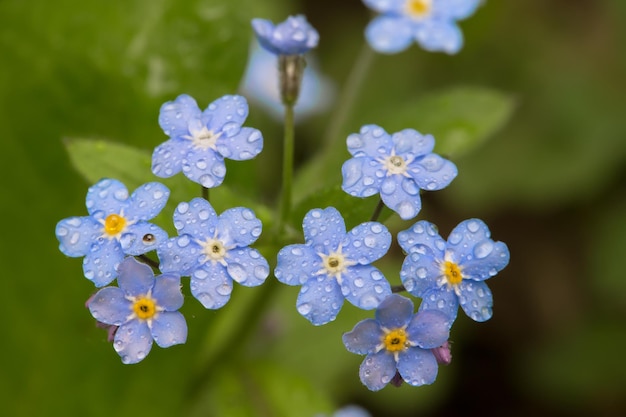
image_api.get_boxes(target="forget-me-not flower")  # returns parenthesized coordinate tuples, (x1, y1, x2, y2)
(152, 94, 263, 188)
(341, 125, 457, 220)
(55, 179, 169, 287)
(399, 219, 510, 322)
(87, 257, 187, 364)
(157, 198, 269, 309)
(251, 15, 319, 56)
(343, 294, 451, 391)
(362, 0, 482, 54)
(275, 207, 392, 326)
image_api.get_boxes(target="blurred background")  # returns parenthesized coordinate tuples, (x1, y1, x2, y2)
(1, 0, 625, 416)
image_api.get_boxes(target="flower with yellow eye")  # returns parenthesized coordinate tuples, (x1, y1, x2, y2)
(343, 294, 451, 391)
(87, 257, 187, 364)
(399, 219, 510, 323)
(55, 179, 169, 287)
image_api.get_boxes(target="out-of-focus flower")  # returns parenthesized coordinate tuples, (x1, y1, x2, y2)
(251, 15, 319, 55)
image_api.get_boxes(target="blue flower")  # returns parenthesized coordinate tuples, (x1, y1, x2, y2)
(341, 125, 457, 220)
(157, 198, 269, 309)
(87, 257, 187, 364)
(251, 15, 319, 55)
(398, 219, 510, 322)
(275, 207, 392, 326)
(342, 294, 451, 391)
(362, 0, 482, 54)
(55, 179, 169, 287)
(152, 94, 263, 188)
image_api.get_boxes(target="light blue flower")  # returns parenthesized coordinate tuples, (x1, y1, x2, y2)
(398, 219, 510, 322)
(362, 0, 482, 54)
(87, 257, 187, 364)
(55, 179, 169, 287)
(251, 15, 319, 55)
(275, 207, 392, 326)
(157, 198, 269, 309)
(342, 294, 451, 391)
(341, 125, 457, 220)
(152, 94, 263, 188)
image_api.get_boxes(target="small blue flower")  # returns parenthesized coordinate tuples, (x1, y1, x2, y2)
(362, 0, 482, 54)
(341, 125, 457, 220)
(343, 294, 451, 391)
(398, 219, 510, 322)
(55, 179, 169, 287)
(87, 257, 187, 364)
(251, 15, 319, 55)
(275, 207, 392, 326)
(152, 94, 263, 188)
(157, 198, 269, 309)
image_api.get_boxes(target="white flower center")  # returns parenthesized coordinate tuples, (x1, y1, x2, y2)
(190, 126, 221, 150)
(200, 238, 229, 266)
(316, 245, 356, 285)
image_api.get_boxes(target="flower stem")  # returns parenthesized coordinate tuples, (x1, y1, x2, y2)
(370, 198, 385, 222)
(278, 102, 295, 233)
(201, 186, 209, 201)
(137, 254, 159, 270)
(391, 284, 407, 293)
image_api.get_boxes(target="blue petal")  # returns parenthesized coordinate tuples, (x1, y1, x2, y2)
(216, 207, 263, 248)
(391, 129, 434, 157)
(346, 124, 392, 158)
(446, 219, 492, 264)
(82, 238, 125, 287)
(458, 280, 493, 322)
(152, 138, 190, 178)
(375, 294, 414, 329)
(397, 220, 446, 255)
(152, 274, 183, 311)
(433, 0, 482, 20)
(343, 318, 384, 354)
(342, 222, 391, 264)
(341, 157, 385, 198)
(358, 351, 397, 391)
(205, 95, 248, 134)
(157, 236, 203, 276)
(85, 179, 129, 216)
(365, 15, 414, 54)
(88, 287, 130, 325)
(126, 182, 169, 221)
(190, 263, 233, 309)
(113, 320, 153, 364)
(418, 287, 459, 323)
(56, 216, 102, 257)
(406, 310, 451, 349)
(296, 275, 344, 325)
(274, 244, 319, 286)
(397, 348, 438, 386)
(362, 0, 404, 13)
(216, 127, 263, 161)
(182, 147, 226, 188)
(226, 247, 269, 287)
(172, 198, 217, 239)
(409, 153, 457, 191)
(158, 94, 201, 138)
(415, 19, 463, 54)
(462, 241, 510, 281)
(399, 245, 442, 297)
(151, 311, 187, 348)
(252, 16, 319, 55)
(380, 176, 422, 220)
(302, 207, 346, 252)
(119, 222, 168, 256)
(117, 257, 155, 297)
(251, 18, 279, 54)
(341, 266, 391, 310)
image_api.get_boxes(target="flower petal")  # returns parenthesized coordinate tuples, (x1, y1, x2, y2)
(462, 240, 510, 281)
(343, 318, 384, 354)
(55, 216, 102, 257)
(418, 287, 459, 323)
(362, 0, 404, 13)
(216, 127, 263, 161)
(446, 219, 492, 264)
(117, 257, 155, 297)
(113, 320, 153, 364)
(365, 15, 414, 54)
(458, 280, 493, 322)
(346, 124, 392, 158)
(397, 348, 438, 386)
(375, 294, 414, 329)
(409, 153, 457, 191)
(157, 236, 203, 276)
(85, 179, 129, 216)
(82, 238, 125, 287)
(151, 311, 187, 348)
(226, 247, 269, 287)
(433, 0, 482, 20)
(341, 157, 385, 198)
(302, 207, 346, 252)
(397, 220, 446, 255)
(126, 182, 169, 221)
(342, 222, 391, 264)
(341, 266, 391, 310)
(190, 263, 233, 309)
(172, 198, 218, 239)
(158, 94, 201, 138)
(399, 244, 442, 297)
(406, 310, 451, 349)
(380, 176, 422, 220)
(88, 287, 130, 325)
(415, 19, 463, 55)
(119, 222, 168, 256)
(275, 244, 320, 286)
(296, 276, 344, 325)
(391, 129, 434, 157)
(182, 148, 226, 189)
(152, 274, 183, 311)
(152, 138, 190, 178)
(216, 207, 263, 248)
(205, 94, 249, 133)
(359, 351, 397, 391)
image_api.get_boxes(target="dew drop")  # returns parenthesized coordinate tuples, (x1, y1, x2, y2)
(297, 302, 312, 315)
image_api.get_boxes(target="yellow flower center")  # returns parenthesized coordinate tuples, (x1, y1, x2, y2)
(383, 328, 409, 353)
(443, 261, 463, 285)
(103, 214, 127, 236)
(132, 296, 158, 321)
(405, 0, 432, 18)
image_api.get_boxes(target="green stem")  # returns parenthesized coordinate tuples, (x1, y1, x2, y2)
(370, 198, 385, 222)
(278, 103, 295, 233)
(201, 185, 209, 201)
